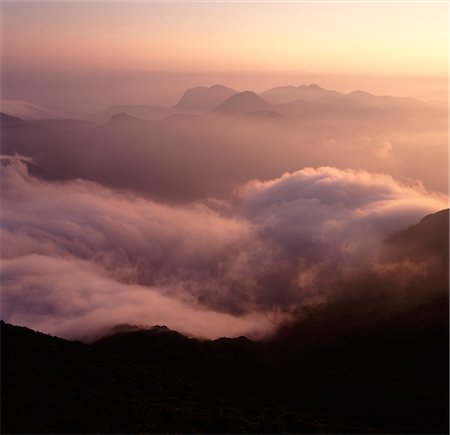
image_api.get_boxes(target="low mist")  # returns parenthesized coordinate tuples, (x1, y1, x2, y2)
(1, 156, 446, 340)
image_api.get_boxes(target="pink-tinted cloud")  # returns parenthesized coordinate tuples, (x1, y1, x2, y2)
(1, 157, 447, 339)
(1, 254, 276, 341)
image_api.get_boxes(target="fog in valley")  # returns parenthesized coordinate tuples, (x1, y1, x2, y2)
(1, 83, 448, 339)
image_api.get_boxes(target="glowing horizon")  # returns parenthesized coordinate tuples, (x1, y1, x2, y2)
(1, 1, 448, 109)
(2, 2, 447, 77)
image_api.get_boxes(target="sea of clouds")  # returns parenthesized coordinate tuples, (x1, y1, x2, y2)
(1, 156, 447, 339)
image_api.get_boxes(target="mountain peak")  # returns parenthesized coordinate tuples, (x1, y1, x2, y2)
(209, 84, 233, 90)
(175, 85, 237, 111)
(260, 84, 339, 104)
(348, 90, 373, 98)
(213, 91, 272, 114)
(305, 83, 323, 90)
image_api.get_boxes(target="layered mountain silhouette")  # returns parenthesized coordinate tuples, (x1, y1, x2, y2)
(1, 92, 446, 202)
(2, 210, 449, 434)
(1, 84, 440, 124)
(1, 82, 447, 203)
(259, 84, 432, 113)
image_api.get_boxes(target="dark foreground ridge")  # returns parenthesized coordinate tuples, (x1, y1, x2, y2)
(2, 211, 449, 434)
(2, 293, 448, 434)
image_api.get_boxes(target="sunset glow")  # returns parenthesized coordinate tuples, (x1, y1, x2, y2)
(2, 2, 448, 75)
(1, 2, 448, 433)
(1, 2, 448, 108)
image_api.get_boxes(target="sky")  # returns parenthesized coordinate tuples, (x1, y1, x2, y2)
(1, 1, 448, 109)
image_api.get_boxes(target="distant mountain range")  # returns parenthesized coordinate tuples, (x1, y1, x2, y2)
(2, 209, 448, 434)
(1, 83, 440, 123)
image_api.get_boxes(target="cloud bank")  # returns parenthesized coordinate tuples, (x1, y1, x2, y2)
(1, 156, 447, 339)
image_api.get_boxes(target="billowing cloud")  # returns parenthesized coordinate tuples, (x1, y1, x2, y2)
(1, 157, 280, 337)
(1, 157, 447, 339)
(241, 166, 445, 253)
(239, 166, 447, 296)
(1, 254, 275, 341)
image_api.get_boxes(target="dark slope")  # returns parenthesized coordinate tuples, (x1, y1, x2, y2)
(1, 322, 324, 434)
(0, 112, 27, 127)
(2, 290, 448, 434)
(387, 208, 449, 263)
(2, 212, 449, 434)
(384, 208, 449, 293)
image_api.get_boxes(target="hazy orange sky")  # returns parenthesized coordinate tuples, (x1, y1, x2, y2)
(1, 1, 448, 109)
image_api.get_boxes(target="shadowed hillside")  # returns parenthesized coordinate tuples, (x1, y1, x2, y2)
(2, 211, 448, 434)
(2, 293, 448, 434)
